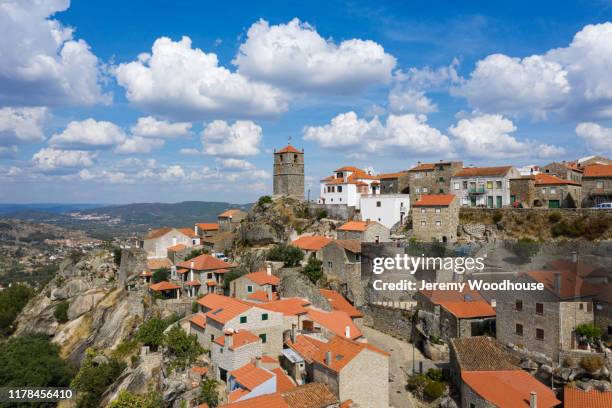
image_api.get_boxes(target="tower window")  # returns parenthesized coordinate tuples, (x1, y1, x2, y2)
(294, 154, 298, 162)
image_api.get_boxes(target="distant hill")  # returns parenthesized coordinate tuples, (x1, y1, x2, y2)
(0, 203, 103, 215)
(3, 201, 252, 239)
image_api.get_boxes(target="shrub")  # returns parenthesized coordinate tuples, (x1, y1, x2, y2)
(109, 390, 163, 408)
(223, 268, 247, 291)
(163, 325, 204, 370)
(136, 318, 169, 350)
(152, 268, 169, 283)
(200, 378, 219, 407)
(191, 301, 199, 313)
(257, 195, 273, 206)
(112, 246, 123, 266)
(492, 211, 503, 223)
(511, 237, 539, 262)
(563, 356, 577, 367)
(302, 257, 323, 284)
(267, 244, 304, 267)
(424, 380, 446, 400)
(548, 211, 562, 223)
(0, 283, 34, 336)
(71, 350, 126, 408)
(315, 209, 328, 220)
(54, 300, 69, 323)
(425, 368, 444, 382)
(111, 339, 139, 360)
(580, 355, 604, 373)
(186, 248, 207, 260)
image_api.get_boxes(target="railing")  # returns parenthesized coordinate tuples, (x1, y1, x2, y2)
(468, 187, 485, 194)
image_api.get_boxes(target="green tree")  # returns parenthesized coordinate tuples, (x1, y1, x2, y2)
(302, 257, 323, 284)
(223, 268, 246, 291)
(112, 246, 123, 266)
(267, 244, 303, 267)
(54, 300, 69, 323)
(186, 248, 208, 260)
(136, 318, 168, 350)
(109, 390, 163, 408)
(200, 378, 219, 408)
(0, 332, 74, 387)
(163, 326, 204, 370)
(575, 323, 603, 342)
(257, 195, 273, 206)
(151, 268, 169, 283)
(511, 237, 540, 263)
(0, 283, 34, 336)
(71, 350, 126, 408)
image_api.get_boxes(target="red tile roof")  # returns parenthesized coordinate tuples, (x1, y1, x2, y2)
(191, 366, 208, 376)
(409, 163, 436, 171)
(149, 281, 181, 291)
(213, 330, 260, 350)
(287, 335, 328, 363)
(229, 363, 274, 390)
(272, 368, 296, 392)
(291, 235, 333, 251)
(437, 300, 496, 319)
(178, 227, 198, 238)
(189, 313, 207, 329)
(281, 383, 338, 408)
(167, 243, 187, 252)
(305, 308, 362, 340)
(526, 269, 602, 299)
(140, 271, 152, 277)
(177, 254, 235, 271)
(223, 393, 288, 408)
(244, 270, 280, 286)
(277, 145, 301, 154)
(197, 293, 236, 310)
(196, 223, 219, 231)
(185, 280, 201, 286)
(334, 239, 361, 254)
(319, 289, 363, 318)
(413, 194, 456, 207)
(228, 388, 251, 403)
(378, 171, 409, 179)
(461, 370, 560, 408)
(454, 166, 513, 177)
(564, 386, 612, 408)
(206, 301, 252, 324)
(247, 290, 279, 302)
(219, 209, 245, 218)
(255, 298, 311, 316)
(337, 220, 380, 232)
(144, 227, 173, 240)
(583, 164, 612, 177)
(534, 173, 581, 186)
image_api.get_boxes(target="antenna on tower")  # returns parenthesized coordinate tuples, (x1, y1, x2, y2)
(288, 136, 292, 145)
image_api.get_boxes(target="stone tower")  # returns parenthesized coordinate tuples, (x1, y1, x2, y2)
(273, 143, 304, 198)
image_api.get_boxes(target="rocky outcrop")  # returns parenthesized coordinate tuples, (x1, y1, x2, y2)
(278, 267, 331, 311)
(119, 248, 147, 285)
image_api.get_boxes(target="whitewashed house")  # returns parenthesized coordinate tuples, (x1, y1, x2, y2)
(450, 166, 521, 208)
(318, 166, 379, 209)
(359, 194, 410, 228)
(142, 227, 200, 259)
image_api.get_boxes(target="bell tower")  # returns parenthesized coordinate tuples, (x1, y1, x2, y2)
(273, 142, 304, 199)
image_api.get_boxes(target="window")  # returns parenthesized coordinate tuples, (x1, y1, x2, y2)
(262, 313, 268, 321)
(247, 285, 253, 293)
(463, 181, 468, 189)
(486, 181, 493, 189)
(327, 261, 332, 268)
(355, 254, 361, 261)
(416, 187, 421, 193)
(454, 182, 460, 190)
(596, 181, 604, 189)
(435, 221, 441, 226)
(337, 186, 342, 193)
(536, 328, 544, 340)
(579, 303, 584, 310)
(439, 189, 445, 193)
(516, 324, 523, 336)
(420, 221, 426, 226)
(211, 334, 214, 341)
(496, 180, 502, 189)
(470, 403, 476, 408)
(331, 186, 335, 192)
(438, 177, 445, 182)
(435, 208, 441, 213)
(294, 154, 298, 162)
(259, 334, 267, 343)
(423, 187, 429, 193)
(541, 187, 547, 194)
(240, 316, 247, 324)
(208, 273, 213, 279)
(587, 303, 592, 312)
(376, 201, 381, 207)
(550, 187, 557, 194)
(515, 300, 523, 311)
(421, 208, 426, 213)
(536, 303, 544, 315)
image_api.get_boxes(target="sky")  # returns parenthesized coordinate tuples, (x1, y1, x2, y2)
(1, 0, 612, 204)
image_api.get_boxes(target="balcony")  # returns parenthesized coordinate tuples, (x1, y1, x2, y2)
(468, 187, 485, 194)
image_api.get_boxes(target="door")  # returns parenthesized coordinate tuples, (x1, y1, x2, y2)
(470, 196, 477, 206)
(487, 196, 494, 208)
(549, 200, 560, 208)
(496, 196, 502, 208)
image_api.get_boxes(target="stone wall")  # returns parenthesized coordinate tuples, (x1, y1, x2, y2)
(308, 203, 355, 221)
(273, 150, 304, 198)
(363, 304, 413, 341)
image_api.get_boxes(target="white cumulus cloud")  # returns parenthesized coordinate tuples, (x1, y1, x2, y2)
(219, 158, 255, 170)
(575, 122, 612, 153)
(0, 107, 48, 147)
(388, 89, 437, 114)
(234, 18, 396, 94)
(32, 147, 95, 172)
(114, 136, 165, 154)
(114, 36, 288, 120)
(0, 0, 109, 106)
(201, 120, 262, 157)
(131, 116, 192, 138)
(49, 118, 126, 149)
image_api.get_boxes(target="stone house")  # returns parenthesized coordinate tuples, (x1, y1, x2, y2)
(495, 269, 602, 362)
(336, 220, 389, 242)
(318, 166, 380, 208)
(319, 289, 363, 327)
(286, 334, 390, 408)
(581, 164, 612, 207)
(189, 313, 207, 344)
(451, 166, 521, 208)
(302, 308, 363, 341)
(290, 235, 333, 263)
(408, 160, 463, 205)
(227, 360, 278, 403)
(219, 209, 248, 233)
(197, 294, 285, 356)
(176, 254, 237, 296)
(194, 222, 219, 238)
(211, 329, 263, 382)
(532, 173, 582, 208)
(416, 288, 496, 342)
(220, 383, 339, 408)
(273, 144, 305, 198)
(379, 171, 410, 194)
(320, 240, 363, 306)
(570, 155, 612, 169)
(411, 194, 459, 243)
(201, 231, 236, 253)
(149, 281, 181, 299)
(509, 176, 536, 208)
(541, 161, 583, 183)
(142, 227, 200, 259)
(230, 268, 280, 301)
(255, 298, 311, 333)
(594, 284, 612, 341)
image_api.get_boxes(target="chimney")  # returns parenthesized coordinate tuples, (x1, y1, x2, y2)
(325, 351, 332, 366)
(345, 326, 351, 339)
(225, 330, 233, 348)
(194, 225, 199, 235)
(571, 251, 578, 264)
(530, 391, 537, 408)
(190, 261, 195, 270)
(291, 324, 296, 343)
(554, 272, 562, 296)
(266, 263, 272, 276)
(254, 356, 262, 368)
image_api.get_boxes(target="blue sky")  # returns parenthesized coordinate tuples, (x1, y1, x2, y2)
(1, 0, 612, 204)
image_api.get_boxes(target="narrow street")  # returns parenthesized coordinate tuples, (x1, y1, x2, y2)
(361, 326, 428, 408)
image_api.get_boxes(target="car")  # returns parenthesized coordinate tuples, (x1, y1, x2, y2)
(592, 202, 612, 209)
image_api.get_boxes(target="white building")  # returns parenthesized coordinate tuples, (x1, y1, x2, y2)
(359, 194, 410, 229)
(318, 166, 379, 209)
(142, 227, 200, 259)
(450, 166, 521, 208)
(517, 164, 541, 176)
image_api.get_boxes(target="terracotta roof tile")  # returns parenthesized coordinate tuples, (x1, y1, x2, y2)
(167, 243, 187, 252)
(229, 363, 274, 390)
(305, 308, 362, 340)
(219, 209, 245, 218)
(196, 223, 219, 231)
(244, 270, 280, 286)
(526, 269, 602, 299)
(197, 293, 239, 311)
(191, 366, 208, 376)
(438, 300, 495, 318)
(291, 235, 333, 251)
(255, 298, 311, 316)
(534, 173, 581, 186)
(185, 280, 201, 286)
(177, 254, 235, 271)
(277, 145, 301, 154)
(334, 239, 361, 254)
(409, 163, 436, 171)
(338, 220, 380, 232)
(223, 393, 288, 408)
(564, 386, 612, 408)
(286, 335, 327, 363)
(451, 337, 520, 372)
(378, 171, 409, 179)
(213, 330, 260, 350)
(319, 289, 363, 318)
(583, 164, 612, 177)
(144, 227, 173, 240)
(149, 281, 181, 291)
(413, 194, 456, 207)
(189, 313, 207, 329)
(247, 290, 279, 302)
(281, 383, 338, 408)
(454, 166, 513, 177)
(461, 370, 560, 408)
(178, 227, 198, 238)
(272, 368, 296, 392)
(228, 388, 251, 403)
(206, 301, 252, 324)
